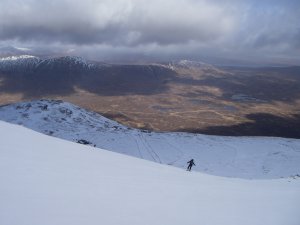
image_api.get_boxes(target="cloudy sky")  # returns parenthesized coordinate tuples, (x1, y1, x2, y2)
(0, 0, 299, 65)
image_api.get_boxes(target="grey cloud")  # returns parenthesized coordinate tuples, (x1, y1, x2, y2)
(0, 0, 299, 64)
(0, 0, 236, 46)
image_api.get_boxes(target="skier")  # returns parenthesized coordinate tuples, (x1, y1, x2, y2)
(187, 159, 195, 171)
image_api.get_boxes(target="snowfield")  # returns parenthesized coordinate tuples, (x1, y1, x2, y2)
(0, 121, 300, 225)
(1, 100, 300, 179)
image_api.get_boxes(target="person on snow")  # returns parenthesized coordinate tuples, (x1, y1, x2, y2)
(187, 159, 195, 171)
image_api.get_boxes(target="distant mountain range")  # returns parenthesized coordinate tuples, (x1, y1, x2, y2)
(0, 55, 300, 138)
(0, 54, 217, 74)
(0, 55, 221, 97)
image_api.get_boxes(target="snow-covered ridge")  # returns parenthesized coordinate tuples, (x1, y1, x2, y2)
(1, 99, 300, 179)
(0, 55, 98, 72)
(0, 55, 40, 72)
(38, 56, 96, 69)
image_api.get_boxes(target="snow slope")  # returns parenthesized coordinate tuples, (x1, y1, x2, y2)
(1, 100, 300, 179)
(0, 121, 299, 225)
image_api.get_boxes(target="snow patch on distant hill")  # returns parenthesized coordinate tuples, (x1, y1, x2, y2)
(166, 59, 216, 71)
(0, 55, 37, 61)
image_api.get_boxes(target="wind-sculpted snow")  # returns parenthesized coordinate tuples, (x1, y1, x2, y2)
(1, 99, 300, 179)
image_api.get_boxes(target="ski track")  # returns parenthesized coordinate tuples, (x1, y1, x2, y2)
(131, 133, 144, 159)
(143, 134, 162, 163)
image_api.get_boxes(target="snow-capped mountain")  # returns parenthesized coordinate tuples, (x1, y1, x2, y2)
(0, 55, 100, 73)
(0, 55, 40, 72)
(0, 99, 299, 179)
(0, 55, 37, 61)
(1, 121, 299, 225)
